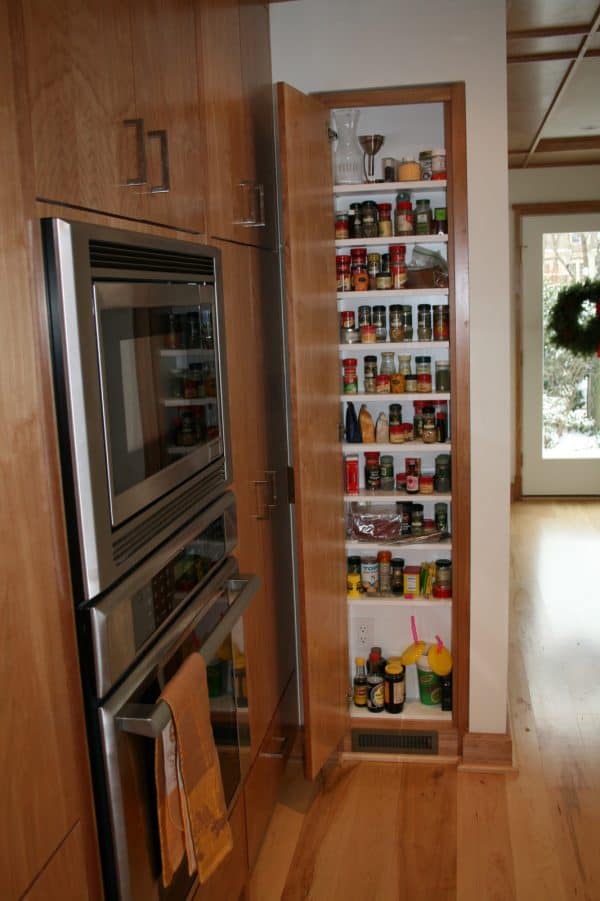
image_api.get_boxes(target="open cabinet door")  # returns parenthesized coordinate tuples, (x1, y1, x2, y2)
(277, 82, 349, 778)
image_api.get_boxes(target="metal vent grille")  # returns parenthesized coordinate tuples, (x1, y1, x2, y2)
(112, 466, 226, 564)
(351, 729, 438, 755)
(89, 239, 215, 277)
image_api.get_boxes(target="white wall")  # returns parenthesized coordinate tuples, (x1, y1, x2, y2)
(508, 165, 600, 480)
(271, 0, 510, 734)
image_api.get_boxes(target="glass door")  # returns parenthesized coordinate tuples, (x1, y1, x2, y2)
(94, 281, 225, 525)
(521, 213, 600, 495)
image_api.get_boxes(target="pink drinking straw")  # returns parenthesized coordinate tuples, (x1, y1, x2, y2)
(410, 615, 419, 644)
(435, 634, 444, 652)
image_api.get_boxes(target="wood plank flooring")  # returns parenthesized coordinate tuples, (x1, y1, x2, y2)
(248, 500, 600, 900)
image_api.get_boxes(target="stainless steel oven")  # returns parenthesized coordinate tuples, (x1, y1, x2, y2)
(43, 218, 232, 599)
(81, 494, 256, 900)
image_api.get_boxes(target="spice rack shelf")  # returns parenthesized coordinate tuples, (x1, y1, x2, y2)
(161, 397, 216, 407)
(334, 180, 447, 195)
(340, 393, 450, 405)
(349, 702, 452, 722)
(339, 341, 449, 353)
(336, 235, 448, 249)
(344, 491, 451, 502)
(348, 596, 451, 607)
(343, 442, 451, 453)
(337, 289, 448, 300)
(345, 540, 452, 554)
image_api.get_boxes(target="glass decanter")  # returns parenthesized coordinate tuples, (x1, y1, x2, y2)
(332, 109, 363, 185)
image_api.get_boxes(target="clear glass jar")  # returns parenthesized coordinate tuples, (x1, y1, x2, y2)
(433, 305, 449, 341)
(415, 355, 432, 393)
(332, 109, 363, 185)
(422, 404, 437, 443)
(414, 198, 432, 235)
(361, 201, 378, 238)
(377, 203, 393, 237)
(417, 304, 433, 341)
(380, 351, 396, 375)
(401, 305, 413, 341)
(435, 360, 451, 391)
(435, 454, 451, 492)
(372, 306, 387, 342)
(364, 355, 377, 393)
(397, 354, 411, 376)
(389, 305, 404, 342)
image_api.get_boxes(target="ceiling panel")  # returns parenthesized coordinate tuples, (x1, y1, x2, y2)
(541, 57, 600, 135)
(507, 59, 571, 149)
(507, 0, 599, 30)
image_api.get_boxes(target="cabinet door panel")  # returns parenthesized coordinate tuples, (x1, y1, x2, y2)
(21, 0, 138, 216)
(277, 83, 349, 779)
(23, 823, 89, 901)
(131, 0, 206, 233)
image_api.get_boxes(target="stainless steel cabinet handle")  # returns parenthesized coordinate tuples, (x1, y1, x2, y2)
(253, 182, 266, 228)
(115, 574, 259, 739)
(122, 118, 147, 186)
(253, 479, 270, 520)
(265, 469, 277, 510)
(235, 180, 257, 226)
(147, 129, 171, 193)
(262, 733, 290, 760)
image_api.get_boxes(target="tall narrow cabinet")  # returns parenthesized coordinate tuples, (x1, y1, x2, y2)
(278, 82, 470, 771)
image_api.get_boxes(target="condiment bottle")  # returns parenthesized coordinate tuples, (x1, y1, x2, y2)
(353, 657, 368, 707)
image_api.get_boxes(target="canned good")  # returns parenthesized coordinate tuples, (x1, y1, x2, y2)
(361, 557, 379, 593)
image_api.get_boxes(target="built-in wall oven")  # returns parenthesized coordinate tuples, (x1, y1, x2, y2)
(43, 218, 231, 600)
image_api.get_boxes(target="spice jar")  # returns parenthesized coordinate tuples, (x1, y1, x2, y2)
(390, 372, 405, 395)
(422, 404, 437, 442)
(364, 355, 377, 393)
(389, 305, 404, 342)
(380, 351, 396, 375)
(435, 502, 449, 532)
(413, 399, 424, 440)
(352, 263, 369, 292)
(401, 305, 413, 341)
(435, 454, 451, 492)
(420, 474, 434, 494)
(364, 452, 381, 491)
(361, 201, 378, 238)
(411, 503, 424, 534)
(361, 556, 379, 593)
(391, 259, 407, 289)
(433, 305, 449, 341)
(397, 354, 411, 377)
(336, 254, 352, 292)
(382, 157, 396, 182)
(388, 403, 403, 443)
(391, 558, 404, 595)
(342, 358, 358, 394)
(378, 550, 392, 593)
(431, 148, 447, 180)
(435, 360, 450, 392)
(397, 501, 412, 533)
(433, 558, 452, 598)
(376, 373, 390, 393)
(335, 213, 350, 239)
(414, 198, 432, 235)
(380, 456, 394, 491)
(361, 324, 377, 343)
(433, 207, 448, 234)
(417, 304, 433, 341)
(415, 356, 432, 393)
(377, 203, 393, 237)
(166, 313, 183, 349)
(372, 306, 387, 342)
(419, 150, 433, 180)
(367, 253, 381, 290)
(395, 200, 414, 236)
(436, 408, 448, 442)
(397, 159, 420, 181)
(376, 270, 392, 290)
(349, 204, 363, 238)
(405, 457, 421, 493)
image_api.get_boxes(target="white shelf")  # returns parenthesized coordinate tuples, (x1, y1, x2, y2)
(341, 393, 450, 403)
(161, 397, 216, 407)
(343, 442, 451, 453)
(166, 444, 198, 455)
(337, 289, 448, 300)
(336, 235, 448, 248)
(345, 539, 452, 553)
(334, 180, 447, 195)
(344, 491, 451, 502)
(347, 596, 451, 608)
(339, 341, 449, 352)
(349, 700, 452, 722)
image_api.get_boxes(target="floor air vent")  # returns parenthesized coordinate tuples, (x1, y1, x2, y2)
(351, 729, 438, 755)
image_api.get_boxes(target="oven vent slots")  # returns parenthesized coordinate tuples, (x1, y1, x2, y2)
(89, 240, 215, 277)
(112, 467, 226, 564)
(351, 729, 438, 755)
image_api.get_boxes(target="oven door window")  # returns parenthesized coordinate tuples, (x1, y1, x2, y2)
(93, 281, 224, 526)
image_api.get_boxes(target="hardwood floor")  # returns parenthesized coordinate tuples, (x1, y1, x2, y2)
(248, 500, 600, 900)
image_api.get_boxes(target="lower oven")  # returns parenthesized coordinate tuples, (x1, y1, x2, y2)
(80, 494, 257, 900)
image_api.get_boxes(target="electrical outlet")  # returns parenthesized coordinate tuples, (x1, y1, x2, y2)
(354, 617, 374, 650)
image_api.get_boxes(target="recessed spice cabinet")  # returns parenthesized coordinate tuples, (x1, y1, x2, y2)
(277, 81, 470, 771)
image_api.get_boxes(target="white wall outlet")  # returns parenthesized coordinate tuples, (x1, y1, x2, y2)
(353, 617, 374, 650)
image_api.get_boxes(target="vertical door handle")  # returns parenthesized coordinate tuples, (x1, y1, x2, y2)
(252, 479, 270, 520)
(265, 469, 277, 510)
(147, 129, 171, 193)
(122, 118, 147, 186)
(253, 183, 266, 228)
(235, 180, 256, 226)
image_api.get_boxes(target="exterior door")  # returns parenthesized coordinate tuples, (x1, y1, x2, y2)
(521, 213, 600, 495)
(277, 82, 348, 779)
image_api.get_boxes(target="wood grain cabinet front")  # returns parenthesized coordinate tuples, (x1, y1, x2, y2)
(20, 0, 206, 232)
(196, 0, 276, 248)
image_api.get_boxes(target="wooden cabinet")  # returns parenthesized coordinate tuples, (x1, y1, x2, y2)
(23, 823, 90, 901)
(20, 0, 206, 232)
(196, 0, 276, 248)
(217, 239, 295, 761)
(277, 81, 471, 770)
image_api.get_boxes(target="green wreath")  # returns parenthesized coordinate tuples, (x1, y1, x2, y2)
(547, 278, 600, 357)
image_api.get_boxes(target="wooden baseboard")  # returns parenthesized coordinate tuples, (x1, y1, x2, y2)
(458, 730, 515, 773)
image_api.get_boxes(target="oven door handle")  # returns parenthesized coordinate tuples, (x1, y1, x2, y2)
(115, 574, 259, 739)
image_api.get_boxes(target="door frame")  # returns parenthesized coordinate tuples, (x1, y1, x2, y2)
(313, 83, 471, 744)
(512, 200, 600, 500)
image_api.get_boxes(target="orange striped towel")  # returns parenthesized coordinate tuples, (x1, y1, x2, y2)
(155, 654, 233, 886)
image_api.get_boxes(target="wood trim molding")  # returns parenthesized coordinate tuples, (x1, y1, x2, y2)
(507, 25, 590, 39)
(312, 83, 454, 108)
(459, 731, 514, 773)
